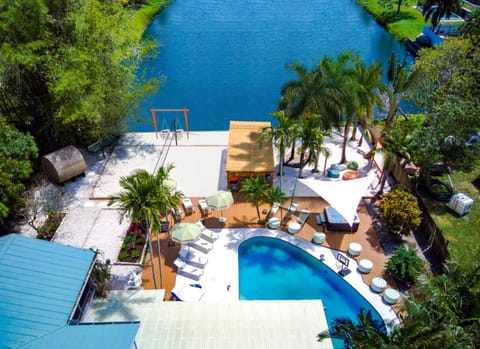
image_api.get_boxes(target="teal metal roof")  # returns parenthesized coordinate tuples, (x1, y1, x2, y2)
(0, 234, 96, 348)
(22, 322, 140, 349)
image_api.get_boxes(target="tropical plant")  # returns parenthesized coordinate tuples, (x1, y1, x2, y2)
(296, 114, 327, 178)
(240, 176, 271, 223)
(0, 116, 38, 223)
(259, 111, 295, 191)
(422, 0, 461, 31)
(385, 245, 425, 285)
(378, 52, 419, 142)
(321, 147, 333, 176)
(108, 169, 163, 288)
(317, 309, 394, 348)
(90, 260, 111, 298)
(379, 185, 422, 236)
(339, 55, 385, 164)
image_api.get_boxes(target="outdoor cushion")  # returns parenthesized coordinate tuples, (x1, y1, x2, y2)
(384, 288, 400, 304)
(313, 232, 326, 244)
(327, 169, 340, 178)
(348, 242, 362, 256)
(371, 277, 387, 293)
(358, 259, 373, 273)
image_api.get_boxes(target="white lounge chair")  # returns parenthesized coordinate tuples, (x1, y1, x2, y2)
(182, 198, 194, 214)
(296, 209, 311, 226)
(198, 199, 211, 216)
(283, 202, 298, 223)
(171, 206, 185, 222)
(179, 246, 208, 268)
(174, 258, 204, 281)
(266, 202, 280, 219)
(188, 237, 214, 254)
(201, 228, 220, 243)
(171, 281, 204, 301)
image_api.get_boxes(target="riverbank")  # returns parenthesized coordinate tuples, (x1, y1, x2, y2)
(357, 0, 424, 42)
(130, 0, 170, 38)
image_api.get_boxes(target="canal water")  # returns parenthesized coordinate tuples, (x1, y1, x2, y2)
(131, 0, 409, 131)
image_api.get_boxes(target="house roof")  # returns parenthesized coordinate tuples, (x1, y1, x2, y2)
(225, 121, 275, 174)
(0, 234, 97, 348)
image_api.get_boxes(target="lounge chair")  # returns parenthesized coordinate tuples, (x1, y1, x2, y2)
(201, 229, 220, 243)
(188, 237, 214, 254)
(171, 281, 204, 301)
(174, 258, 204, 281)
(179, 246, 208, 268)
(198, 199, 211, 216)
(182, 198, 194, 214)
(296, 209, 311, 226)
(266, 202, 280, 219)
(171, 206, 185, 222)
(282, 202, 298, 223)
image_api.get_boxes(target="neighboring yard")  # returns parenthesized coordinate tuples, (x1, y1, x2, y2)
(357, 0, 429, 42)
(420, 159, 480, 263)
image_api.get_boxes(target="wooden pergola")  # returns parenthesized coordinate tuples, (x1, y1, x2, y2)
(225, 121, 275, 190)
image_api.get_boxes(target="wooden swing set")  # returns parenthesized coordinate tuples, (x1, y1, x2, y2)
(150, 108, 190, 139)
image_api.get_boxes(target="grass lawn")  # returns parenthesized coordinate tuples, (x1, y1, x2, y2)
(419, 159, 480, 263)
(357, 0, 426, 42)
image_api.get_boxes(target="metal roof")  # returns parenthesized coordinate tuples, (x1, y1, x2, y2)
(22, 322, 140, 349)
(0, 234, 96, 348)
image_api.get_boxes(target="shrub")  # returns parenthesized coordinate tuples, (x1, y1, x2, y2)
(347, 161, 359, 170)
(385, 245, 424, 285)
(379, 185, 422, 236)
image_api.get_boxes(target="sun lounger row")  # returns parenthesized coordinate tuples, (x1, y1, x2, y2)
(174, 258, 204, 281)
(179, 246, 208, 268)
(171, 280, 204, 301)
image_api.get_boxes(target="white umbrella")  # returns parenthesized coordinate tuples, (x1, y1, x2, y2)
(206, 190, 234, 222)
(171, 222, 202, 244)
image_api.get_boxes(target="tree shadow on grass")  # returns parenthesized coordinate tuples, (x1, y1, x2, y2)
(380, 10, 420, 25)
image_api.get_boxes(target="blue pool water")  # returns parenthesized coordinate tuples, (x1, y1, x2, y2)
(239, 237, 385, 346)
(131, 0, 409, 131)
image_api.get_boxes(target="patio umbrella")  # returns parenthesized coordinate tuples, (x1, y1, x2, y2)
(206, 190, 234, 222)
(171, 222, 202, 244)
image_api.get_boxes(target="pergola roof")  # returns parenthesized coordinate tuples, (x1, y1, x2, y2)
(225, 121, 274, 174)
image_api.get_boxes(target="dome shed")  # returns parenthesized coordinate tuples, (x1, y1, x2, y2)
(41, 145, 87, 184)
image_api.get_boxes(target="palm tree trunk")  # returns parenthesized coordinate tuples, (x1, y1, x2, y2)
(146, 222, 158, 289)
(340, 120, 351, 164)
(255, 204, 261, 223)
(156, 231, 163, 289)
(287, 139, 296, 163)
(351, 122, 358, 141)
(298, 151, 305, 178)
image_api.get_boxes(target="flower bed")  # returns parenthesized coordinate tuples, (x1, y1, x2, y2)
(118, 222, 147, 263)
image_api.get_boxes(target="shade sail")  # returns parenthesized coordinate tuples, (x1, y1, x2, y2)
(299, 175, 376, 227)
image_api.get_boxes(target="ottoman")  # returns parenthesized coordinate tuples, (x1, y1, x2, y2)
(313, 232, 326, 244)
(358, 259, 373, 273)
(348, 242, 362, 256)
(370, 277, 387, 293)
(383, 288, 400, 304)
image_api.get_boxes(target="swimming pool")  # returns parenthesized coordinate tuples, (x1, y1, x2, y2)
(239, 237, 386, 345)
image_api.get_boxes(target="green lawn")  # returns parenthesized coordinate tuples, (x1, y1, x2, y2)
(420, 158, 480, 263)
(357, 0, 426, 42)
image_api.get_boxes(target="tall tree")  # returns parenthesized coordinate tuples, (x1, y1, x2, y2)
(108, 169, 162, 289)
(340, 55, 384, 163)
(0, 116, 38, 223)
(379, 52, 418, 141)
(240, 176, 271, 223)
(296, 114, 326, 178)
(422, 0, 461, 31)
(259, 111, 295, 192)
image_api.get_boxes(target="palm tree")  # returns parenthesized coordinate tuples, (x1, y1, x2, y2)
(422, 0, 461, 32)
(296, 114, 325, 178)
(259, 111, 295, 192)
(340, 57, 385, 163)
(321, 147, 333, 176)
(108, 169, 162, 288)
(152, 163, 183, 285)
(240, 176, 271, 223)
(379, 52, 419, 142)
(279, 58, 344, 162)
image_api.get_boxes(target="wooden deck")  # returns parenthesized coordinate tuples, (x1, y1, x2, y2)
(141, 192, 395, 303)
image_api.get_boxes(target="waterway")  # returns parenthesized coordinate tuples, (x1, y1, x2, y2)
(131, 0, 409, 132)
